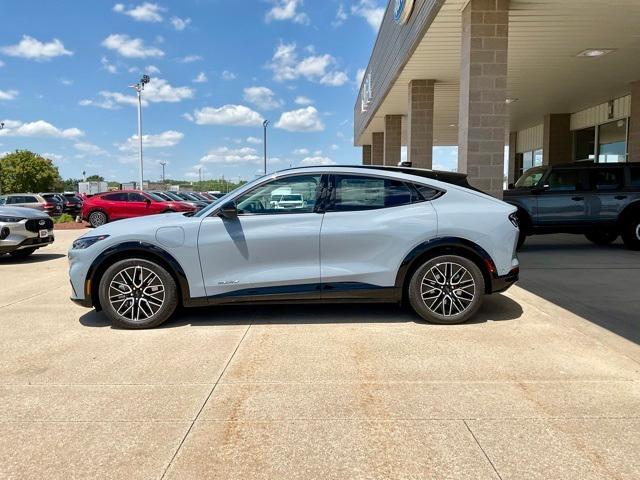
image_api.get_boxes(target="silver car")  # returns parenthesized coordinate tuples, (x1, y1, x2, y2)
(0, 206, 55, 258)
(0, 193, 62, 216)
(68, 166, 520, 329)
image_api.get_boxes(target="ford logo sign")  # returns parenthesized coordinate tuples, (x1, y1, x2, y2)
(394, 0, 415, 25)
(39, 220, 46, 226)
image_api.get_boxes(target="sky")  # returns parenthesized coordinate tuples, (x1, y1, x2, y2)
(0, 0, 458, 183)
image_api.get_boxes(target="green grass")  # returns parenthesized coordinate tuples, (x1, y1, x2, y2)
(53, 213, 76, 224)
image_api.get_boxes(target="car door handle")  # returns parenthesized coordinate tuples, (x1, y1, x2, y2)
(614, 195, 627, 200)
(571, 196, 584, 201)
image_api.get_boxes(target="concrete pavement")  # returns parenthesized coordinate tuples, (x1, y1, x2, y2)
(0, 230, 639, 479)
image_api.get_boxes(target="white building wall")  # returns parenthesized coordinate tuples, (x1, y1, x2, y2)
(570, 95, 631, 131)
(516, 124, 543, 153)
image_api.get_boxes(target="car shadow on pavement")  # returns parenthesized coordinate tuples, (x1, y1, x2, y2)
(0, 253, 66, 264)
(78, 293, 523, 329)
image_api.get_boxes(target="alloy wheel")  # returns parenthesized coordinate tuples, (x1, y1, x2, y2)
(90, 212, 106, 227)
(420, 262, 476, 318)
(108, 265, 165, 323)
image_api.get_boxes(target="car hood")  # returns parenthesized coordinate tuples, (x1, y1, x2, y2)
(0, 206, 49, 218)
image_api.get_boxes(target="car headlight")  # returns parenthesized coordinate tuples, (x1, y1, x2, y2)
(0, 216, 25, 223)
(72, 234, 110, 250)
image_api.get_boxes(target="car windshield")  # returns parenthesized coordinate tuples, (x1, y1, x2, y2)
(145, 192, 166, 202)
(152, 192, 171, 201)
(194, 183, 253, 217)
(515, 167, 548, 188)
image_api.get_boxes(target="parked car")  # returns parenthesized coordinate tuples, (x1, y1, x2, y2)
(81, 190, 197, 228)
(162, 191, 208, 210)
(68, 165, 520, 329)
(40, 193, 76, 216)
(270, 193, 306, 210)
(62, 193, 84, 215)
(504, 162, 640, 250)
(0, 193, 62, 216)
(0, 206, 55, 258)
(150, 191, 206, 211)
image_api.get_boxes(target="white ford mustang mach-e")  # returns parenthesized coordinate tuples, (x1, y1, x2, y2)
(68, 166, 520, 329)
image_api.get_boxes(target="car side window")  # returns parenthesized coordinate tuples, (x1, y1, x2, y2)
(589, 168, 623, 191)
(235, 175, 320, 215)
(24, 196, 38, 203)
(413, 184, 440, 201)
(546, 169, 582, 192)
(103, 193, 127, 202)
(330, 175, 416, 212)
(128, 193, 147, 202)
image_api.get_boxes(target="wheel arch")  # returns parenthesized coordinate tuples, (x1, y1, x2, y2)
(85, 242, 190, 311)
(395, 237, 498, 297)
(618, 200, 640, 226)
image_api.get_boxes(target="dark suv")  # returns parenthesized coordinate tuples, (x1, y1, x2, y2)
(504, 162, 640, 250)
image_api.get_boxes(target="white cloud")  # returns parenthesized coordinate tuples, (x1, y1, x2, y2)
(294, 95, 313, 106)
(221, 70, 236, 81)
(171, 16, 191, 31)
(300, 156, 335, 166)
(43, 152, 65, 163)
(193, 72, 208, 83)
(275, 106, 324, 132)
(266, 0, 309, 25)
(293, 148, 310, 155)
(102, 34, 164, 59)
(74, 142, 108, 156)
(119, 130, 184, 151)
(189, 105, 264, 127)
(101, 56, 118, 74)
(146, 65, 161, 74)
(332, 4, 348, 27)
(0, 90, 19, 101)
(269, 42, 348, 87)
(352, 0, 385, 31)
(142, 78, 194, 102)
(200, 147, 261, 165)
(0, 120, 83, 139)
(356, 68, 366, 87)
(114, 2, 166, 22)
(330, 144, 339, 151)
(247, 136, 262, 144)
(243, 86, 283, 110)
(1, 35, 73, 61)
(60, 78, 74, 86)
(180, 54, 202, 63)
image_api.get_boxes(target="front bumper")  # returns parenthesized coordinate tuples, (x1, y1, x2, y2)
(490, 267, 519, 294)
(0, 221, 54, 254)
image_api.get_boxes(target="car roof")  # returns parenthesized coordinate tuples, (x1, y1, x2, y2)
(548, 161, 640, 169)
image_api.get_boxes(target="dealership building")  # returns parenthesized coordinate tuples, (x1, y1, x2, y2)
(355, 0, 640, 197)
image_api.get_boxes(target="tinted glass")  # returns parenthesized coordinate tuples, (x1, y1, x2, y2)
(128, 193, 147, 202)
(236, 175, 320, 214)
(414, 184, 439, 200)
(145, 192, 166, 201)
(23, 196, 38, 203)
(630, 167, 640, 187)
(151, 192, 171, 201)
(332, 175, 414, 211)
(546, 169, 581, 192)
(589, 168, 623, 191)
(103, 193, 128, 202)
(0, 197, 5, 205)
(515, 167, 548, 188)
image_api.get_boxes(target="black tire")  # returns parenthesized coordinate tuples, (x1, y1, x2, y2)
(408, 255, 485, 325)
(9, 247, 37, 258)
(89, 210, 108, 228)
(98, 258, 178, 329)
(621, 215, 640, 251)
(516, 230, 527, 250)
(585, 231, 618, 246)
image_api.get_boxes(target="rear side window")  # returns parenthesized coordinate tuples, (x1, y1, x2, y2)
(630, 167, 640, 187)
(103, 193, 127, 202)
(331, 175, 418, 211)
(413, 184, 441, 200)
(589, 168, 623, 191)
(546, 169, 582, 192)
(23, 196, 38, 203)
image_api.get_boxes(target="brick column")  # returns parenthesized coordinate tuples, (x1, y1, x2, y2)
(384, 115, 402, 166)
(543, 113, 571, 165)
(458, 0, 509, 198)
(371, 132, 384, 165)
(629, 81, 640, 162)
(362, 145, 372, 165)
(507, 131, 517, 184)
(407, 80, 435, 169)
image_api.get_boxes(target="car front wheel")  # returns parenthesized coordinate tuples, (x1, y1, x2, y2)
(622, 215, 640, 251)
(89, 211, 108, 228)
(98, 258, 178, 329)
(408, 255, 485, 325)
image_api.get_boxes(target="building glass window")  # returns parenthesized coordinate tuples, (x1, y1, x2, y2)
(598, 119, 627, 163)
(517, 149, 543, 178)
(574, 127, 596, 161)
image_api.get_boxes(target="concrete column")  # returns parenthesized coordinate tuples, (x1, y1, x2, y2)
(507, 131, 518, 184)
(543, 113, 572, 165)
(629, 81, 640, 162)
(362, 145, 372, 165)
(371, 132, 384, 165)
(458, 0, 509, 198)
(407, 80, 435, 169)
(384, 115, 402, 166)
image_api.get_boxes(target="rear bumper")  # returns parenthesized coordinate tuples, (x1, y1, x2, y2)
(490, 267, 519, 294)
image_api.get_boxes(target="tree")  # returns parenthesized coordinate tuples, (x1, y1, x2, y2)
(86, 175, 105, 182)
(0, 150, 60, 193)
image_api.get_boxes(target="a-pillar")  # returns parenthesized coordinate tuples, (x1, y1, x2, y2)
(628, 81, 640, 162)
(371, 132, 384, 165)
(543, 114, 571, 165)
(362, 145, 372, 165)
(384, 115, 402, 166)
(458, 0, 509, 198)
(407, 80, 435, 169)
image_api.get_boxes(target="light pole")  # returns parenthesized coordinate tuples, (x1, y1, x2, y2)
(159, 161, 167, 183)
(263, 119, 269, 175)
(129, 74, 151, 190)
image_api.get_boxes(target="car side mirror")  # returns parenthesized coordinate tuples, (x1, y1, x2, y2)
(145, 198, 151, 205)
(507, 183, 515, 190)
(218, 201, 238, 220)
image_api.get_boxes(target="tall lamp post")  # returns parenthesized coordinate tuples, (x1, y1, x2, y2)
(159, 161, 167, 183)
(262, 119, 269, 175)
(129, 74, 151, 190)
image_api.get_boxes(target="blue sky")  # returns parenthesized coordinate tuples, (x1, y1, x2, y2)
(0, 0, 458, 182)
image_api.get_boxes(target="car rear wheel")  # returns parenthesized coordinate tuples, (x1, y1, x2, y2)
(98, 258, 178, 329)
(621, 215, 640, 251)
(89, 211, 108, 228)
(9, 248, 37, 258)
(585, 231, 618, 246)
(408, 255, 485, 325)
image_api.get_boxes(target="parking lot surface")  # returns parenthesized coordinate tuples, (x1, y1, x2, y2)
(1, 230, 639, 479)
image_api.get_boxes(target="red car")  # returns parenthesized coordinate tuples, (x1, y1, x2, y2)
(82, 190, 196, 227)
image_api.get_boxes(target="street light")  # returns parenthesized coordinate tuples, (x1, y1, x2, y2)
(263, 119, 270, 175)
(129, 74, 151, 190)
(159, 161, 167, 183)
